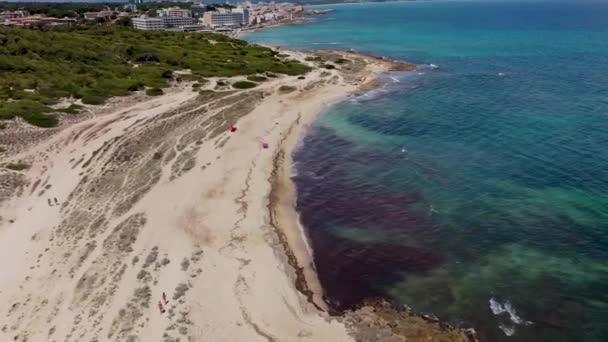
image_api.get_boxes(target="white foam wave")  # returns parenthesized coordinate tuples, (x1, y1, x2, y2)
(289, 161, 300, 178)
(390, 76, 400, 83)
(498, 72, 506, 77)
(489, 298, 533, 326)
(498, 324, 516, 336)
(429, 63, 439, 69)
(307, 171, 325, 180)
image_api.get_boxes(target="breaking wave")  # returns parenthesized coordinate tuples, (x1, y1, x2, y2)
(490, 298, 533, 336)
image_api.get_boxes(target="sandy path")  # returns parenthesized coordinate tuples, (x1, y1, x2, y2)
(0, 53, 386, 341)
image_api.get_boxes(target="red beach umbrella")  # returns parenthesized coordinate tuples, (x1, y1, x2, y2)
(230, 126, 237, 132)
(262, 142, 269, 149)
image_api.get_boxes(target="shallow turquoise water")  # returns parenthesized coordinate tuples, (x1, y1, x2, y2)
(246, 2, 608, 341)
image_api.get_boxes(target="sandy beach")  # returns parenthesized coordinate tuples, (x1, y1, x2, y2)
(0, 48, 472, 341)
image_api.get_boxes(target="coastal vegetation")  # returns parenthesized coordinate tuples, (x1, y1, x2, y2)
(0, 25, 310, 127)
(0, 2, 113, 18)
(232, 81, 257, 89)
(278, 85, 297, 93)
(3, 161, 30, 171)
(145, 88, 164, 96)
(246, 75, 267, 82)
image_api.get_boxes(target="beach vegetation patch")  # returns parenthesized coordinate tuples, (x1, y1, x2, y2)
(323, 64, 336, 70)
(247, 75, 267, 82)
(278, 85, 297, 94)
(146, 88, 164, 96)
(61, 104, 83, 114)
(0, 26, 310, 127)
(4, 162, 30, 171)
(0, 100, 57, 127)
(232, 81, 257, 89)
(81, 95, 107, 105)
(305, 56, 323, 62)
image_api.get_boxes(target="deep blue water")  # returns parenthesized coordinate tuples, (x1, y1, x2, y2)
(246, 2, 608, 341)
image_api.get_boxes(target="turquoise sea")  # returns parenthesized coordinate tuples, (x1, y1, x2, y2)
(246, 2, 608, 341)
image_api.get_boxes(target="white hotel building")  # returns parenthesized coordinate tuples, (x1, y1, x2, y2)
(132, 15, 165, 30)
(202, 7, 249, 28)
(157, 7, 191, 18)
(133, 7, 195, 31)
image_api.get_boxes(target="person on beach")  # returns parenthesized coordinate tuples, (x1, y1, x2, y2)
(47, 198, 52, 206)
(54, 197, 59, 205)
(162, 292, 168, 305)
(158, 301, 165, 314)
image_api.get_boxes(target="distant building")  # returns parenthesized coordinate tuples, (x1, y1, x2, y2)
(203, 9, 249, 28)
(157, 7, 191, 18)
(83, 11, 114, 20)
(129, 0, 144, 4)
(232, 7, 250, 25)
(174, 25, 212, 32)
(132, 15, 165, 30)
(162, 16, 195, 28)
(123, 4, 138, 12)
(1, 15, 75, 27)
(0, 11, 27, 21)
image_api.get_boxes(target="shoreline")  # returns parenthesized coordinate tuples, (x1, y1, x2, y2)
(0, 43, 473, 341)
(239, 17, 315, 38)
(266, 50, 477, 341)
(266, 49, 397, 312)
(267, 53, 410, 312)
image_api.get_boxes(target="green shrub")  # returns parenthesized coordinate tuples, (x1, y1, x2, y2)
(4, 162, 30, 171)
(81, 95, 106, 105)
(247, 75, 267, 82)
(62, 104, 83, 114)
(0, 100, 57, 127)
(278, 85, 297, 93)
(323, 64, 336, 70)
(270, 61, 311, 76)
(334, 58, 349, 64)
(146, 88, 163, 96)
(305, 56, 323, 62)
(232, 81, 257, 89)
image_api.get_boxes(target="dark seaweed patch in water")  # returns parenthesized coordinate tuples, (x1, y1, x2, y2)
(294, 128, 442, 311)
(310, 234, 442, 311)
